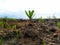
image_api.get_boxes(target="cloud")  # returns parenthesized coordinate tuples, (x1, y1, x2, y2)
(0, 0, 60, 18)
(0, 0, 60, 13)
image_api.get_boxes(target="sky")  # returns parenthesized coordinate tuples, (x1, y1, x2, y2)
(0, 0, 60, 19)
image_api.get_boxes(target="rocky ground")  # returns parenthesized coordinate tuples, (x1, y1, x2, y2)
(0, 19, 60, 45)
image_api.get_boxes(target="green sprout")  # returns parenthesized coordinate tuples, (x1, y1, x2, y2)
(57, 21, 60, 28)
(25, 10, 34, 20)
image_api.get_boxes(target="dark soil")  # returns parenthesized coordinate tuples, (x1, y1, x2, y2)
(0, 19, 60, 45)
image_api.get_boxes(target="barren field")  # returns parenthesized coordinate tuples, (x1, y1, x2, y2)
(0, 19, 60, 45)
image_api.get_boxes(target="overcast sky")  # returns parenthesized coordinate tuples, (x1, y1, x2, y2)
(0, 0, 60, 19)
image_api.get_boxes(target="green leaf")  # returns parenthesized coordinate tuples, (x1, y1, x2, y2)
(25, 10, 34, 19)
(25, 10, 30, 18)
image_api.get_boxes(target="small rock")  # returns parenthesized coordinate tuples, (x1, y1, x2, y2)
(53, 33, 58, 38)
(49, 43, 55, 45)
(49, 28, 56, 33)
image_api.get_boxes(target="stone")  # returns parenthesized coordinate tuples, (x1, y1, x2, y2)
(49, 28, 57, 33)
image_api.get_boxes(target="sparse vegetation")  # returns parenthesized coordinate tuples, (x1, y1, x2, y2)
(12, 25, 16, 29)
(6, 25, 12, 30)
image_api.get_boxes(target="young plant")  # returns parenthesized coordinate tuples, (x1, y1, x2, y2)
(25, 10, 34, 20)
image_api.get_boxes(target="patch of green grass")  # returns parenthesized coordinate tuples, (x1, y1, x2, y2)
(0, 37, 3, 45)
(0, 21, 4, 27)
(57, 21, 60, 28)
(42, 41, 46, 45)
(12, 25, 16, 29)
